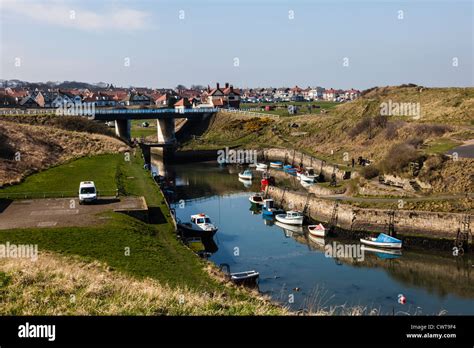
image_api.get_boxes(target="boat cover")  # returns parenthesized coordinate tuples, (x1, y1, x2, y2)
(375, 233, 401, 243)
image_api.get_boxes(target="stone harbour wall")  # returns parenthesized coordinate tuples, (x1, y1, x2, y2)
(266, 185, 470, 239)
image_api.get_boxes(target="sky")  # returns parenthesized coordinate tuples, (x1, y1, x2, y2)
(0, 0, 473, 89)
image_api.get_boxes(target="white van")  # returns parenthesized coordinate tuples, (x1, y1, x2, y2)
(78, 181, 97, 204)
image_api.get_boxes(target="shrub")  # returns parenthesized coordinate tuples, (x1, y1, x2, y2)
(373, 114, 388, 128)
(414, 124, 451, 137)
(361, 165, 380, 179)
(406, 136, 424, 148)
(385, 121, 401, 140)
(348, 117, 372, 138)
(380, 142, 420, 173)
(0, 132, 15, 160)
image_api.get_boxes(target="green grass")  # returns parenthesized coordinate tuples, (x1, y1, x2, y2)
(131, 119, 156, 138)
(424, 138, 462, 155)
(0, 212, 221, 291)
(0, 154, 122, 198)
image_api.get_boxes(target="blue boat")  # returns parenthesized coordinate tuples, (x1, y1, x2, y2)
(262, 198, 284, 216)
(270, 161, 283, 168)
(360, 233, 402, 249)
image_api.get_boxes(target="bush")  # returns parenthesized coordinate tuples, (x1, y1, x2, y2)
(385, 121, 401, 140)
(348, 117, 372, 138)
(0, 132, 15, 160)
(414, 124, 451, 137)
(406, 136, 424, 148)
(373, 114, 388, 128)
(380, 142, 420, 173)
(361, 165, 380, 179)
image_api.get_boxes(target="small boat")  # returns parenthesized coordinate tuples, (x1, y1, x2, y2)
(238, 169, 253, 180)
(300, 167, 317, 183)
(270, 161, 283, 168)
(230, 270, 260, 285)
(248, 163, 257, 168)
(275, 210, 304, 225)
(256, 163, 268, 170)
(249, 194, 264, 205)
(283, 165, 297, 175)
(177, 213, 218, 238)
(360, 233, 402, 249)
(308, 223, 326, 237)
(262, 198, 284, 216)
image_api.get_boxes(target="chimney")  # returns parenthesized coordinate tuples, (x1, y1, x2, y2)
(225, 82, 229, 89)
(216, 83, 220, 90)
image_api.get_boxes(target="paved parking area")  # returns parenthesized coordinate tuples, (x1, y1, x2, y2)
(0, 197, 146, 230)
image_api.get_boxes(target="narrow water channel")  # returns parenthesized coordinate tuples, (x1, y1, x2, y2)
(156, 160, 474, 315)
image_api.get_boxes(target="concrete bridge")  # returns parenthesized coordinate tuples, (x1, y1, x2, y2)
(92, 108, 218, 144)
(0, 107, 218, 145)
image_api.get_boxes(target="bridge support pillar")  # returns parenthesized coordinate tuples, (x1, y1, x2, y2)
(157, 118, 176, 144)
(115, 119, 131, 141)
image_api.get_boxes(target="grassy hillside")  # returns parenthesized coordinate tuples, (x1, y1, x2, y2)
(0, 120, 126, 187)
(182, 86, 474, 194)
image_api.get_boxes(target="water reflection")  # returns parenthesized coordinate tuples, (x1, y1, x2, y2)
(156, 158, 474, 314)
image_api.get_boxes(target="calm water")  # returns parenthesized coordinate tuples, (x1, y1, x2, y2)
(159, 161, 474, 315)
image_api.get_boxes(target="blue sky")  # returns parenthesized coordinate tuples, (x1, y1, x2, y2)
(1, 0, 472, 89)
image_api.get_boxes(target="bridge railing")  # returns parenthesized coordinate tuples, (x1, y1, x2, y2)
(0, 189, 120, 200)
(0, 107, 219, 116)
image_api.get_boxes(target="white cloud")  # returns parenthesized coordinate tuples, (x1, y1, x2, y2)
(1, 0, 151, 31)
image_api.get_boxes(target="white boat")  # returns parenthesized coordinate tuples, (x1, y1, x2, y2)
(249, 194, 264, 205)
(248, 163, 257, 168)
(238, 169, 253, 180)
(269, 161, 283, 168)
(300, 167, 317, 183)
(256, 163, 268, 170)
(275, 210, 304, 225)
(177, 213, 218, 238)
(360, 233, 402, 249)
(230, 270, 259, 284)
(308, 223, 326, 237)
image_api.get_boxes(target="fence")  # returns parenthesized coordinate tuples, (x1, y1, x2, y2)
(219, 108, 280, 119)
(0, 189, 119, 200)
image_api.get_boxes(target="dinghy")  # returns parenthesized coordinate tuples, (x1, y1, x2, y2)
(230, 270, 260, 285)
(275, 210, 304, 225)
(270, 161, 283, 168)
(256, 163, 268, 170)
(284, 165, 297, 176)
(238, 169, 253, 180)
(360, 233, 402, 249)
(177, 213, 218, 238)
(249, 194, 264, 205)
(308, 223, 326, 237)
(238, 177, 252, 188)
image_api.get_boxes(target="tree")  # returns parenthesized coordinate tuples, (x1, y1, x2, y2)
(175, 84, 186, 91)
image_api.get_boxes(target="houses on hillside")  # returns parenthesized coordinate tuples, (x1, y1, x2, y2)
(0, 82, 360, 109)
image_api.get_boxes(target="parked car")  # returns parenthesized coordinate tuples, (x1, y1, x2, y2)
(78, 181, 97, 204)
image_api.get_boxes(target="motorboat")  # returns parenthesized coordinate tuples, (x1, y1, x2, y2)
(360, 233, 402, 249)
(300, 167, 317, 183)
(238, 169, 253, 180)
(177, 213, 218, 238)
(256, 163, 268, 170)
(249, 194, 265, 205)
(275, 210, 304, 225)
(269, 161, 283, 168)
(261, 198, 284, 216)
(308, 223, 326, 237)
